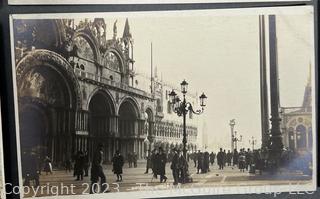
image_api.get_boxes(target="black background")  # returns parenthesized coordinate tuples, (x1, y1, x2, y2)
(0, 0, 318, 198)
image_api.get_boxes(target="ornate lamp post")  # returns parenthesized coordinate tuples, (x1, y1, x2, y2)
(229, 119, 236, 152)
(168, 80, 207, 160)
(233, 131, 242, 150)
(249, 136, 257, 151)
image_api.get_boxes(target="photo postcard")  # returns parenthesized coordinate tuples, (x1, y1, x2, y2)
(9, 6, 317, 198)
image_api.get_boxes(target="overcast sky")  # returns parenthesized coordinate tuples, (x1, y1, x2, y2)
(96, 9, 314, 150)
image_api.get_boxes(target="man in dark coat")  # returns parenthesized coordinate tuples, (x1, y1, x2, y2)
(170, 148, 179, 185)
(245, 148, 252, 171)
(203, 151, 210, 173)
(112, 150, 124, 182)
(151, 149, 157, 179)
(193, 152, 197, 167)
(83, 151, 89, 177)
(210, 152, 215, 166)
(156, 147, 168, 183)
(197, 151, 203, 174)
(90, 144, 107, 194)
(223, 150, 227, 167)
(226, 150, 233, 166)
(233, 149, 239, 166)
(133, 152, 138, 168)
(144, 150, 152, 174)
(74, 150, 84, 181)
(127, 152, 133, 168)
(22, 150, 40, 187)
(217, 148, 225, 170)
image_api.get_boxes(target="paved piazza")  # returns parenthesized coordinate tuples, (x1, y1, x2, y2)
(24, 161, 312, 197)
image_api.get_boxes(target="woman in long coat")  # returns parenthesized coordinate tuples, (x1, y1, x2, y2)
(112, 150, 124, 182)
(74, 151, 84, 180)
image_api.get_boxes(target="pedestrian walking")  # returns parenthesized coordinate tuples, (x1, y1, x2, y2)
(22, 149, 40, 187)
(157, 147, 167, 183)
(133, 152, 138, 168)
(170, 148, 179, 185)
(90, 144, 108, 194)
(112, 150, 124, 182)
(233, 149, 239, 166)
(127, 152, 133, 168)
(203, 151, 210, 173)
(151, 149, 158, 179)
(83, 151, 89, 177)
(209, 152, 215, 166)
(217, 148, 224, 170)
(196, 151, 203, 174)
(245, 148, 252, 171)
(238, 149, 246, 172)
(74, 151, 84, 181)
(144, 150, 152, 174)
(65, 158, 72, 173)
(226, 150, 232, 166)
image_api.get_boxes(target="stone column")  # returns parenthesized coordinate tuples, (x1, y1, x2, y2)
(268, 15, 283, 166)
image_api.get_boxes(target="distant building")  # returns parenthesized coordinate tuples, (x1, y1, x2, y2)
(281, 66, 312, 152)
(13, 18, 200, 166)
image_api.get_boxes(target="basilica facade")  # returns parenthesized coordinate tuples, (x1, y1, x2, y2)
(13, 18, 200, 166)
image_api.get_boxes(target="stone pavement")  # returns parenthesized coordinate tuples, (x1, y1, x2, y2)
(23, 161, 312, 197)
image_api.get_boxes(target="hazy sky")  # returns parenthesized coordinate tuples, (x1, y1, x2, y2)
(70, 8, 314, 150)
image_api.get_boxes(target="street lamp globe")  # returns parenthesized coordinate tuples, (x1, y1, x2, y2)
(199, 92, 207, 107)
(180, 80, 188, 94)
(174, 96, 181, 109)
(168, 90, 177, 103)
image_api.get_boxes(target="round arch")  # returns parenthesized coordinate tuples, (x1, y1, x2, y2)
(86, 88, 116, 115)
(118, 96, 141, 119)
(16, 49, 80, 164)
(16, 49, 81, 109)
(102, 48, 126, 74)
(72, 29, 100, 62)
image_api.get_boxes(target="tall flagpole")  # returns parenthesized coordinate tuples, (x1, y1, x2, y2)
(259, 15, 269, 148)
(151, 42, 153, 93)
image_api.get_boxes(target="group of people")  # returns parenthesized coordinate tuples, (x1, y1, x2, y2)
(22, 150, 53, 187)
(127, 152, 138, 168)
(145, 147, 190, 185)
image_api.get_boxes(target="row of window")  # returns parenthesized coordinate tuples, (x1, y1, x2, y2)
(154, 121, 197, 140)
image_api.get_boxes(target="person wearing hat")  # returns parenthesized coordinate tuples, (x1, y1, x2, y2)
(156, 147, 168, 183)
(144, 149, 152, 174)
(170, 148, 179, 185)
(112, 150, 124, 182)
(90, 144, 108, 193)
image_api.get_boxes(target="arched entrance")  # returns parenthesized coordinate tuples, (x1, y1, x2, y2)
(17, 50, 79, 167)
(296, 125, 307, 149)
(118, 98, 140, 159)
(288, 127, 295, 151)
(88, 90, 115, 162)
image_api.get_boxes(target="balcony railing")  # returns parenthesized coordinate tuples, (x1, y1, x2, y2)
(74, 69, 153, 99)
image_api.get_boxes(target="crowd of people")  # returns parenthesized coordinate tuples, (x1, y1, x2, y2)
(21, 144, 312, 192)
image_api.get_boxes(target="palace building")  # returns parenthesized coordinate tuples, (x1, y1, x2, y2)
(13, 18, 200, 166)
(281, 67, 313, 153)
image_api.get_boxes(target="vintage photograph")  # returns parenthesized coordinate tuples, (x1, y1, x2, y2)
(10, 7, 316, 198)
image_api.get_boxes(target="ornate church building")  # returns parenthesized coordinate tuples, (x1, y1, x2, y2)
(13, 18, 200, 167)
(281, 67, 313, 153)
